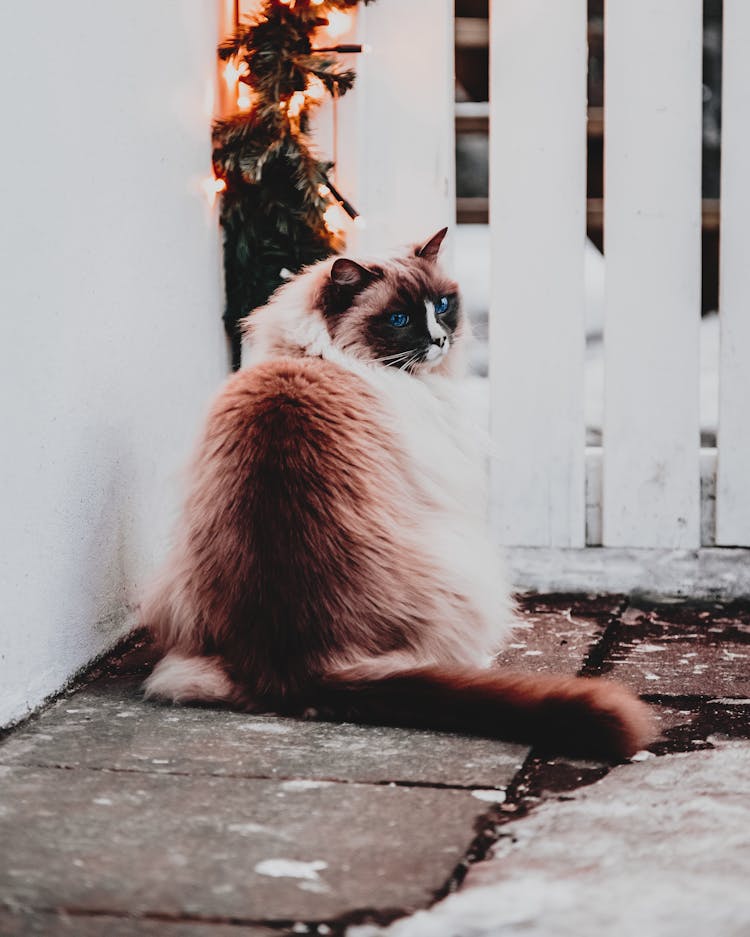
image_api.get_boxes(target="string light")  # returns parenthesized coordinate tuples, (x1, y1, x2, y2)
(215, 0, 371, 368)
(323, 203, 348, 234)
(287, 90, 307, 118)
(223, 58, 249, 90)
(218, 4, 365, 252)
(305, 75, 326, 104)
(321, 176, 359, 220)
(201, 175, 227, 207)
(318, 173, 363, 231)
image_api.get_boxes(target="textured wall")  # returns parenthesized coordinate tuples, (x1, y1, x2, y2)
(0, 0, 228, 726)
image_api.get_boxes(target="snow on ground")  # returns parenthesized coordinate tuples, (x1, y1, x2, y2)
(349, 742, 750, 937)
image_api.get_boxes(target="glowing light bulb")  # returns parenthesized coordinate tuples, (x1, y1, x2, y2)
(305, 75, 326, 104)
(223, 60, 240, 89)
(201, 175, 227, 207)
(323, 203, 347, 233)
(324, 10, 352, 38)
(223, 59, 248, 93)
(237, 89, 252, 111)
(288, 90, 306, 118)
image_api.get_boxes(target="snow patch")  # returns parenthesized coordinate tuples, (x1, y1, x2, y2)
(472, 789, 507, 803)
(237, 722, 291, 734)
(255, 858, 328, 882)
(228, 822, 276, 837)
(281, 780, 333, 792)
(630, 750, 654, 762)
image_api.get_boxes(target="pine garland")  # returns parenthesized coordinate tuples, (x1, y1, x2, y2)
(213, 0, 374, 366)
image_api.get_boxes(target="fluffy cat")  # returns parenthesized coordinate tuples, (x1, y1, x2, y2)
(143, 228, 653, 759)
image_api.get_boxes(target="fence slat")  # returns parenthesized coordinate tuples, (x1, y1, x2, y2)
(602, 0, 702, 549)
(489, 0, 587, 547)
(348, 0, 455, 256)
(716, 0, 750, 546)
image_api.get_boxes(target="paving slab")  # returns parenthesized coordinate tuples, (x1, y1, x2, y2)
(0, 676, 527, 790)
(353, 742, 750, 937)
(495, 594, 621, 675)
(0, 911, 276, 936)
(0, 764, 492, 923)
(649, 699, 750, 754)
(604, 604, 750, 696)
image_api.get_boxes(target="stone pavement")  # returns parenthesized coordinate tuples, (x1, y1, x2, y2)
(1, 596, 749, 937)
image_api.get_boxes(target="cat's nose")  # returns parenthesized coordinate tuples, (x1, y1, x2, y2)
(433, 335, 447, 348)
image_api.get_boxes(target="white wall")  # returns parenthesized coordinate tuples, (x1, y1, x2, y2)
(0, 0, 228, 726)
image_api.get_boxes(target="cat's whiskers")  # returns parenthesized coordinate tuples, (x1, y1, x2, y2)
(372, 350, 413, 364)
(370, 350, 416, 367)
(399, 351, 423, 373)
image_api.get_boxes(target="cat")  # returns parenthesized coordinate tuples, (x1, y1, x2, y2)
(142, 228, 653, 760)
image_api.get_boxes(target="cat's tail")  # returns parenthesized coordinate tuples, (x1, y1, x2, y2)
(144, 653, 654, 761)
(305, 663, 655, 761)
(144, 650, 238, 706)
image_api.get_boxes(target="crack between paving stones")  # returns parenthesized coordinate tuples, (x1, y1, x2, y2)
(13, 903, 408, 936)
(431, 594, 633, 904)
(0, 758, 519, 794)
(577, 594, 630, 677)
(641, 693, 749, 705)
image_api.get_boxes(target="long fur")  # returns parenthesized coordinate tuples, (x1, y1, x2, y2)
(142, 234, 653, 760)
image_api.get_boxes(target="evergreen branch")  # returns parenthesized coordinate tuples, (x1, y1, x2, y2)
(293, 55, 356, 95)
(215, 0, 374, 367)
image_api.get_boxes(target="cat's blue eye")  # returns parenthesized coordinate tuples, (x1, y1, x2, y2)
(389, 312, 410, 328)
(435, 296, 450, 315)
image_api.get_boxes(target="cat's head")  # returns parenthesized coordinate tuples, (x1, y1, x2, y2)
(243, 228, 466, 378)
(316, 228, 464, 376)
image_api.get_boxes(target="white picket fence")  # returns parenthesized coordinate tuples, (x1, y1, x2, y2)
(491, 0, 750, 597)
(347, 0, 750, 598)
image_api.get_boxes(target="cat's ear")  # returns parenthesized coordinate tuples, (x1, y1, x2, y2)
(415, 227, 448, 263)
(330, 258, 377, 291)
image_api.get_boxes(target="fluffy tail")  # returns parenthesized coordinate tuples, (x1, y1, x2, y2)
(306, 664, 654, 761)
(144, 654, 654, 761)
(144, 651, 237, 705)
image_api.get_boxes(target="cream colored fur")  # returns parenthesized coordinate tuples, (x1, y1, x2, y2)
(242, 256, 516, 672)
